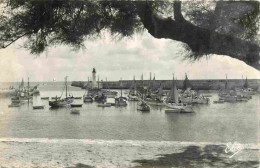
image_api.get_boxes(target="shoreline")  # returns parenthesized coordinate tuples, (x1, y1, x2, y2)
(0, 138, 258, 168)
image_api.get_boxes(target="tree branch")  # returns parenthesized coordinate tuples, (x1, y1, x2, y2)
(1, 32, 30, 49)
(137, 1, 260, 70)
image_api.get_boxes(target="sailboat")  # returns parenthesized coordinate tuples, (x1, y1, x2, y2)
(49, 76, 74, 108)
(165, 74, 193, 113)
(180, 73, 209, 104)
(11, 78, 32, 104)
(83, 78, 94, 102)
(145, 82, 165, 106)
(218, 74, 237, 102)
(32, 86, 44, 109)
(101, 78, 117, 98)
(115, 79, 127, 106)
(128, 76, 139, 101)
(137, 74, 150, 112)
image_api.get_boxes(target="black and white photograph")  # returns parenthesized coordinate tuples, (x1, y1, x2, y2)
(0, 0, 259, 167)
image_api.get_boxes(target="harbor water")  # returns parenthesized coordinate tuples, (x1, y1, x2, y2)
(0, 83, 259, 144)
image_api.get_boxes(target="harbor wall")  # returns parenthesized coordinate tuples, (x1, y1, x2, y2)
(71, 79, 260, 90)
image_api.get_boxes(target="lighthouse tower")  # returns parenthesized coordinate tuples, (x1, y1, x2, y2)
(92, 68, 97, 88)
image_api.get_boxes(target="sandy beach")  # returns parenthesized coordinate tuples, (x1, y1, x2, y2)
(0, 138, 258, 168)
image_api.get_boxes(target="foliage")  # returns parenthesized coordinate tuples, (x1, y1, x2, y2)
(0, 1, 259, 69)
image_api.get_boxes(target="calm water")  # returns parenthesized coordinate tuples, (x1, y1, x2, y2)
(0, 83, 259, 144)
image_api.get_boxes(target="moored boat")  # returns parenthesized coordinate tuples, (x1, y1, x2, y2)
(165, 74, 194, 113)
(115, 97, 127, 106)
(8, 103, 20, 107)
(41, 97, 49, 100)
(137, 75, 150, 112)
(115, 80, 127, 106)
(83, 96, 93, 102)
(49, 76, 74, 108)
(70, 104, 83, 107)
(213, 100, 224, 104)
(137, 100, 150, 112)
(33, 105, 44, 109)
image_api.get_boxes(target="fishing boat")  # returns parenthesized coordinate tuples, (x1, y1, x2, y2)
(115, 80, 127, 106)
(11, 78, 33, 104)
(128, 76, 139, 101)
(94, 93, 106, 103)
(70, 104, 83, 107)
(242, 77, 254, 95)
(83, 95, 93, 102)
(49, 76, 74, 108)
(137, 100, 150, 112)
(115, 97, 127, 106)
(218, 75, 239, 102)
(41, 97, 49, 100)
(137, 74, 150, 112)
(32, 87, 44, 109)
(82, 87, 94, 103)
(201, 94, 212, 97)
(8, 103, 20, 107)
(33, 105, 44, 109)
(145, 82, 164, 106)
(165, 74, 194, 113)
(191, 95, 210, 104)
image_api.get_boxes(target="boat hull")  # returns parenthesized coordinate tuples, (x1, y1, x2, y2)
(49, 100, 68, 108)
(33, 105, 44, 109)
(70, 104, 83, 107)
(165, 103, 194, 113)
(83, 97, 93, 102)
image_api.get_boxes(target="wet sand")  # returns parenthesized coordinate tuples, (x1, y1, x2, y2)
(0, 139, 258, 168)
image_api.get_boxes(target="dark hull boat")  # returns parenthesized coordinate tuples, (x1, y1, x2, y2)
(94, 95, 106, 103)
(41, 97, 49, 100)
(33, 105, 44, 109)
(49, 76, 73, 108)
(83, 96, 93, 102)
(70, 104, 83, 107)
(137, 101, 150, 112)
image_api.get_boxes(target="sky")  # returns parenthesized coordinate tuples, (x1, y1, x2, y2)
(0, 30, 259, 82)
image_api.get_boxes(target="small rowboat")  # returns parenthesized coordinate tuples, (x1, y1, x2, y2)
(33, 105, 44, 109)
(8, 103, 20, 107)
(165, 109, 181, 113)
(70, 109, 80, 114)
(213, 100, 224, 104)
(41, 97, 49, 100)
(70, 104, 83, 108)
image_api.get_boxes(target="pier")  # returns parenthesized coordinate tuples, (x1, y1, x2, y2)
(71, 79, 260, 90)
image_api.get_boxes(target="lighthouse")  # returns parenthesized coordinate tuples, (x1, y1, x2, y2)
(92, 68, 97, 88)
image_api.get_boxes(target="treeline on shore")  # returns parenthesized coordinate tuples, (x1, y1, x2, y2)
(71, 79, 260, 90)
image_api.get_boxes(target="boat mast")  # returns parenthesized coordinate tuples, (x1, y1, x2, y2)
(141, 74, 144, 100)
(120, 77, 122, 97)
(28, 77, 29, 102)
(98, 75, 99, 89)
(65, 76, 68, 98)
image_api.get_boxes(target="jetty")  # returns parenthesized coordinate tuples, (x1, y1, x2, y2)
(72, 79, 260, 90)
